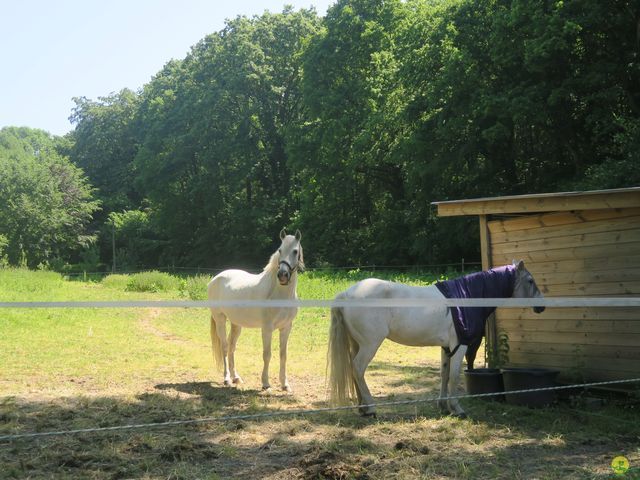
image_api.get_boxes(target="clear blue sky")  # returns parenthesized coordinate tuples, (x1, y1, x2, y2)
(1, 0, 334, 137)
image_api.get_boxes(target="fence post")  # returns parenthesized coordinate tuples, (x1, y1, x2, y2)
(111, 220, 116, 273)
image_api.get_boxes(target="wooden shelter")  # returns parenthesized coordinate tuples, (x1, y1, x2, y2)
(433, 187, 640, 384)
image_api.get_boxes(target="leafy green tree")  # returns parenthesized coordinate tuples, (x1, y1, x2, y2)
(106, 210, 164, 270)
(61, 0, 639, 269)
(393, 0, 640, 262)
(69, 89, 141, 213)
(0, 127, 100, 267)
(291, 0, 409, 266)
(134, 8, 322, 267)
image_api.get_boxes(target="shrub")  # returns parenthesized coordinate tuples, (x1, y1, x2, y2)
(101, 274, 131, 290)
(182, 274, 210, 300)
(104, 210, 163, 271)
(125, 271, 182, 293)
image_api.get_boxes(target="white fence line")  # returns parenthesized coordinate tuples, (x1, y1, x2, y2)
(1, 297, 639, 309)
(1, 377, 639, 443)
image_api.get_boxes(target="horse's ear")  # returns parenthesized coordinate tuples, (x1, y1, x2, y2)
(280, 228, 287, 241)
(298, 244, 305, 272)
(516, 259, 525, 271)
(295, 229, 302, 241)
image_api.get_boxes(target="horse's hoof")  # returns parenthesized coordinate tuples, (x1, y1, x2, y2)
(262, 385, 271, 391)
(223, 379, 232, 387)
(232, 377, 243, 385)
(282, 385, 292, 393)
(451, 412, 468, 420)
(359, 408, 377, 418)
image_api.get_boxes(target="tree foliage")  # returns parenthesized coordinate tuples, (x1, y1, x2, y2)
(290, 0, 410, 266)
(3, 3, 638, 269)
(0, 127, 100, 267)
(69, 89, 141, 213)
(132, 8, 322, 267)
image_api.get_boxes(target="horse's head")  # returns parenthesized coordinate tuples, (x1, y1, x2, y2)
(512, 260, 545, 313)
(277, 228, 304, 286)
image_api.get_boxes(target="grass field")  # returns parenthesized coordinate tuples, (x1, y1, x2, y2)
(0, 268, 639, 479)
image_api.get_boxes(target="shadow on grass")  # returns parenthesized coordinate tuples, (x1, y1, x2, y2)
(156, 381, 302, 406)
(1, 378, 638, 479)
(156, 381, 254, 398)
(367, 361, 441, 390)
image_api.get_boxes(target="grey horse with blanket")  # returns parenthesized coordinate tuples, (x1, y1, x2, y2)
(327, 260, 545, 418)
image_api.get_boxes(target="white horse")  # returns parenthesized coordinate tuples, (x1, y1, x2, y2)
(207, 228, 304, 391)
(327, 261, 545, 418)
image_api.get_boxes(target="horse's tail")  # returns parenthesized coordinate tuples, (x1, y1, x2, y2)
(210, 314, 224, 369)
(327, 303, 357, 406)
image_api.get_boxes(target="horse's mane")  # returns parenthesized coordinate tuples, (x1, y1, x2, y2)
(263, 251, 280, 274)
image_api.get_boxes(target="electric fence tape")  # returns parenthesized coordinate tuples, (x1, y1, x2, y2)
(1, 297, 640, 309)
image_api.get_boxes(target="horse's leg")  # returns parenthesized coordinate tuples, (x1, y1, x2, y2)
(212, 313, 231, 386)
(278, 324, 292, 392)
(228, 323, 243, 385)
(439, 347, 451, 413)
(447, 345, 469, 418)
(351, 338, 383, 417)
(261, 326, 274, 390)
(349, 338, 363, 405)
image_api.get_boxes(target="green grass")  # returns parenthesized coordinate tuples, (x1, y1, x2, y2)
(0, 269, 193, 396)
(1, 268, 638, 479)
(0, 267, 441, 396)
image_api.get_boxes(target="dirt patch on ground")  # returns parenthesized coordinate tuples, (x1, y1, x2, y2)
(138, 308, 195, 345)
(293, 449, 370, 479)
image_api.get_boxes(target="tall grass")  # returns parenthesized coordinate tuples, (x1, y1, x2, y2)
(102, 271, 185, 293)
(297, 268, 444, 300)
(101, 274, 130, 290)
(182, 274, 210, 300)
(125, 271, 183, 293)
(0, 268, 65, 299)
(97, 268, 449, 300)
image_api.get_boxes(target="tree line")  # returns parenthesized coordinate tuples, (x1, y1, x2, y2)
(2, 0, 639, 271)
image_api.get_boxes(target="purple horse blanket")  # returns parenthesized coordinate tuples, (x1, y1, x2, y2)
(435, 265, 516, 359)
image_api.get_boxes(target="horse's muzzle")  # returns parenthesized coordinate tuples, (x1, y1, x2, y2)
(277, 268, 291, 286)
(534, 306, 546, 314)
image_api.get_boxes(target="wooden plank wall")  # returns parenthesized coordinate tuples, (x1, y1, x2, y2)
(489, 207, 640, 383)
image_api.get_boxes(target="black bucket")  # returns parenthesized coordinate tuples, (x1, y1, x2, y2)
(501, 368, 559, 407)
(464, 368, 504, 401)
